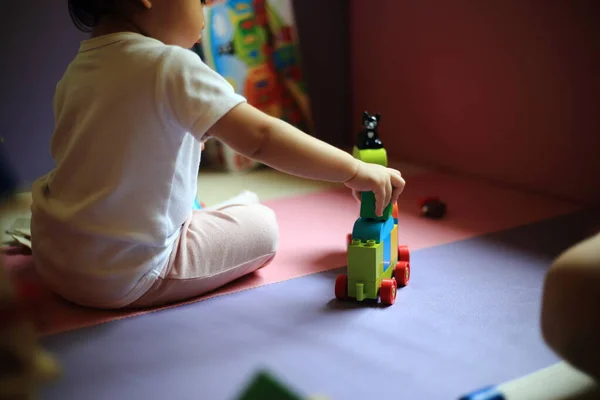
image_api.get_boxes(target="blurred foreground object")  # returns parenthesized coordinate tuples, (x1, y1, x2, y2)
(0, 156, 59, 399)
(541, 232, 600, 381)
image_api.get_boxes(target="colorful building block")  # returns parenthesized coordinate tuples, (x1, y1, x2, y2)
(359, 191, 393, 221)
(351, 216, 395, 243)
(346, 239, 383, 301)
(335, 111, 412, 306)
(389, 224, 399, 264)
(343, 222, 398, 302)
(352, 147, 388, 166)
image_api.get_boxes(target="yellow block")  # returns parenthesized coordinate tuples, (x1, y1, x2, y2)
(390, 224, 398, 265)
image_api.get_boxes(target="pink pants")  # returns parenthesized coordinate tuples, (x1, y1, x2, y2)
(128, 203, 279, 308)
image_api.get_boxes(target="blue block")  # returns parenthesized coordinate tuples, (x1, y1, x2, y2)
(383, 232, 391, 272)
(193, 198, 203, 210)
(459, 386, 505, 400)
(352, 216, 394, 243)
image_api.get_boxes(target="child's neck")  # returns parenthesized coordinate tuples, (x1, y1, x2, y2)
(91, 15, 146, 39)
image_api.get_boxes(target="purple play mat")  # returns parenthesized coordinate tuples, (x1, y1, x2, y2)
(39, 210, 598, 400)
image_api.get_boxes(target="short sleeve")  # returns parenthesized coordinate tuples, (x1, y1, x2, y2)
(158, 46, 246, 140)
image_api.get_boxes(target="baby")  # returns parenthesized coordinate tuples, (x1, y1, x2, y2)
(29, 0, 405, 309)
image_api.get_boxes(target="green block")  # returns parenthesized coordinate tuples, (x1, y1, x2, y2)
(349, 278, 377, 301)
(236, 371, 303, 400)
(352, 146, 388, 166)
(360, 191, 393, 221)
(347, 239, 382, 300)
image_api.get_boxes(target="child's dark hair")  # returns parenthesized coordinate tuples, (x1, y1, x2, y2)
(68, 0, 115, 32)
(69, 0, 208, 32)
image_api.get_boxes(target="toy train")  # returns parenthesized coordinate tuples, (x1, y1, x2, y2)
(335, 112, 411, 306)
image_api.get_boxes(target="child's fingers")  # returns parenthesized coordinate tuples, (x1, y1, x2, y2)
(389, 169, 405, 187)
(391, 185, 403, 205)
(390, 172, 406, 203)
(385, 179, 392, 214)
(373, 184, 386, 216)
(376, 179, 392, 217)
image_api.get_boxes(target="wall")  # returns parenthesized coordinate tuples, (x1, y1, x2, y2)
(0, 1, 86, 187)
(293, 0, 352, 148)
(350, 0, 600, 205)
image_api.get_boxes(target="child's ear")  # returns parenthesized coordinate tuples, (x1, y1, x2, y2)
(140, 0, 152, 9)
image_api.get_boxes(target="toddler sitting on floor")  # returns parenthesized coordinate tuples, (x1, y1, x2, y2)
(29, 0, 406, 309)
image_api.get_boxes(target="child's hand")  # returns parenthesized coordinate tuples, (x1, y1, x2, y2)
(344, 162, 405, 216)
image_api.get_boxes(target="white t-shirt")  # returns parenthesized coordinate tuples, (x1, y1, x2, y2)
(30, 32, 246, 308)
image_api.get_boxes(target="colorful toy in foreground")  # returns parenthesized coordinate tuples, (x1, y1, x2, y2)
(335, 112, 411, 306)
(0, 158, 60, 399)
(235, 370, 330, 400)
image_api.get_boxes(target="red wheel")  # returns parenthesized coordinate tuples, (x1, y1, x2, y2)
(379, 279, 397, 305)
(394, 261, 410, 286)
(398, 245, 410, 262)
(335, 274, 348, 300)
(347, 233, 353, 245)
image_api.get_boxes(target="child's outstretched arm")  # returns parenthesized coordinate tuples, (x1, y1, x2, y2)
(208, 103, 405, 216)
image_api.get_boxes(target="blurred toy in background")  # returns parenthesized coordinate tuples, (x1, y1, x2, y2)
(192, 198, 206, 211)
(419, 196, 447, 220)
(0, 154, 60, 399)
(192, 0, 312, 173)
